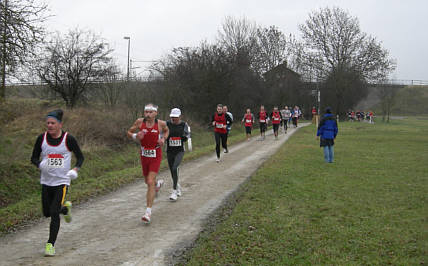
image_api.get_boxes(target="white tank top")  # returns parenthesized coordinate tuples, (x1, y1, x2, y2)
(40, 132, 72, 186)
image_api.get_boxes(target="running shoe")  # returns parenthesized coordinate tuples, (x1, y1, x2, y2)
(63, 201, 72, 223)
(216, 158, 220, 163)
(155, 179, 164, 193)
(44, 243, 55, 257)
(141, 212, 151, 224)
(169, 190, 178, 201)
(176, 184, 182, 196)
(224, 149, 229, 153)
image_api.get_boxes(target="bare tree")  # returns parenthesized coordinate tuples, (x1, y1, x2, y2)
(377, 83, 401, 122)
(34, 29, 114, 108)
(0, 0, 48, 101)
(298, 7, 396, 115)
(254, 25, 289, 74)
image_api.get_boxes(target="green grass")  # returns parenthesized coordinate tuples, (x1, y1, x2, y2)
(183, 118, 428, 265)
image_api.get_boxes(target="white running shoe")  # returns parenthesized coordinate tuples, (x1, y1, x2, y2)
(142, 212, 151, 224)
(216, 158, 220, 163)
(177, 184, 182, 197)
(169, 190, 178, 201)
(155, 179, 164, 193)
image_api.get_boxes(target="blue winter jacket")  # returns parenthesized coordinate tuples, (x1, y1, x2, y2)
(317, 114, 338, 139)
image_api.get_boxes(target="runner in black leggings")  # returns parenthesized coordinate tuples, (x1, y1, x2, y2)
(212, 104, 233, 162)
(166, 108, 191, 201)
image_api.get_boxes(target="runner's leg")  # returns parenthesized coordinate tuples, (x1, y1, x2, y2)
(214, 132, 221, 158)
(220, 133, 227, 151)
(47, 185, 67, 246)
(168, 151, 184, 190)
(145, 172, 157, 208)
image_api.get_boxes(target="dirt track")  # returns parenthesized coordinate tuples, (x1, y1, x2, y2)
(0, 125, 307, 266)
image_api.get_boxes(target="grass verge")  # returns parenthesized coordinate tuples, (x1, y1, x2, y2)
(182, 117, 428, 265)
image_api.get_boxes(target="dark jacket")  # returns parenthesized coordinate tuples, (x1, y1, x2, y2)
(317, 114, 338, 146)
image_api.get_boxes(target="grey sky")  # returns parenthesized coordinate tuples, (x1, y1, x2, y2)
(46, 0, 428, 81)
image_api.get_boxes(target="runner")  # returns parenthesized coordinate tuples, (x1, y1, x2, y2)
(311, 106, 317, 124)
(127, 103, 169, 224)
(222, 105, 233, 153)
(212, 104, 232, 162)
(280, 106, 291, 133)
(257, 105, 268, 141)
(166, 108, 191, 201)
(241, 108, 255, 141)
(30, 109, 84, 257)
(270, 106, 282, 140)
(292, 105, 301, 127)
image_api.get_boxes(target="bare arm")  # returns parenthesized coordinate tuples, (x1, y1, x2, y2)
(127, 118, 143, 140)
(157, 120, 169, 146)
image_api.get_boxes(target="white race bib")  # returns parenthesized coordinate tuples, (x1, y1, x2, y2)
(141, 148, 156, 158)
(169, 137, 182, 147)
(47, 154, 64, 168)
(246, 119, 252, 123)
(260, 119, 265, 123)
(216, 123, 224, 129)
(274, 117, 280, 121)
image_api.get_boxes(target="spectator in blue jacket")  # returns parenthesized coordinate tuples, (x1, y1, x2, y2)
(317, 107, 338, 163)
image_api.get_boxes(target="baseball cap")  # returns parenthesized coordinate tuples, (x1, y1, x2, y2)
(170, 108, 181, 117)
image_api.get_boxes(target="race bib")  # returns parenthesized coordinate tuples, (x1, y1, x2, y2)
(246, 119, 252, 123)
(216, 123, 224, 129)
(260, 119, 265, 123)
(47, 154, 64, 168)
(142, 148, 156, 158)
(274, 117, 280, 121)
(169, 137, 182, 147)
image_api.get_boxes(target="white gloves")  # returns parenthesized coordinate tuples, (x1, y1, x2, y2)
(66, 169, 78, 180)
(187, 138, 192, 152)
(38, 160, 48, 171)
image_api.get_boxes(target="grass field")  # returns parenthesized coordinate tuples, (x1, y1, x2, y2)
(182, 117, 428, 265)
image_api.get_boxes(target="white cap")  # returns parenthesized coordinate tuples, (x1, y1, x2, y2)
(170, 108, 181, 117)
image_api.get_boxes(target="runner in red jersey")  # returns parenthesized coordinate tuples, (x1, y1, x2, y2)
(127, 103, 169, 224)
(212, 104, 232, 162)
(270, 106, 282, 140)
(241, 108, 254, 141)
(257, 105, 268, 141)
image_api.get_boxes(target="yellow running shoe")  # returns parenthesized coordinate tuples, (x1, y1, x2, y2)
(63, 201, 72, 223)
(44, 243, 55, 257)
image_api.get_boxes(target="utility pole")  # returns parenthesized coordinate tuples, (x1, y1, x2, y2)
(123, 36, 130, 81)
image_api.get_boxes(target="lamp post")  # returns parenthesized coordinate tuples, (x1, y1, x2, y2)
(123, 36, 130, 81)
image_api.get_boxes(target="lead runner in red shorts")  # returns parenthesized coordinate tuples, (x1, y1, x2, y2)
(127, 103, 169, 224)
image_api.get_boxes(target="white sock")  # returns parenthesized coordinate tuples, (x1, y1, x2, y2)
(146, 207, 152, 215)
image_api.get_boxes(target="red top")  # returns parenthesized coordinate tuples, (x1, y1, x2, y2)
(139, 120, 161, 150)
(312, 108, 317, 115)
(259, 111, 267, 123)
(272, 111, 281, 124)
(244, 113, 253, 127)
(214, 113, 227, 134)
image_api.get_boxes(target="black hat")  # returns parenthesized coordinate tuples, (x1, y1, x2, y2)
(325, 107, 332, 113)
(46, 109, 63, 122)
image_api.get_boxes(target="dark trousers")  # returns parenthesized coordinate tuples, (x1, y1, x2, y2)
(214, 132, 227, 158)
(42, 184, 68, 245)
(167, 151, 184, 190)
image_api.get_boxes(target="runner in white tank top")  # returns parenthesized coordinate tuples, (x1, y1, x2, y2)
(31, 109, 84, 257)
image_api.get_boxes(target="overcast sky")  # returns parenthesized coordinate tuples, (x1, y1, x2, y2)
(45, 0, 428, 81)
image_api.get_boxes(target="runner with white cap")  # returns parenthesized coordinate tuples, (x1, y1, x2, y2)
(127, 103, 169, 224)
(166, 108, 191, 201)
(31, 109, 84, 257)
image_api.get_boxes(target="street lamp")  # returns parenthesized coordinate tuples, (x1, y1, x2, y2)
(123, 36, 130, 81)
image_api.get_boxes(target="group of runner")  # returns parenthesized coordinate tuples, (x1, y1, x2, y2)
(31, 104, 191, 256)
(347, 110, 375, 123)
(239, 105, 301, 141)
(31, 102, 306, 257)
